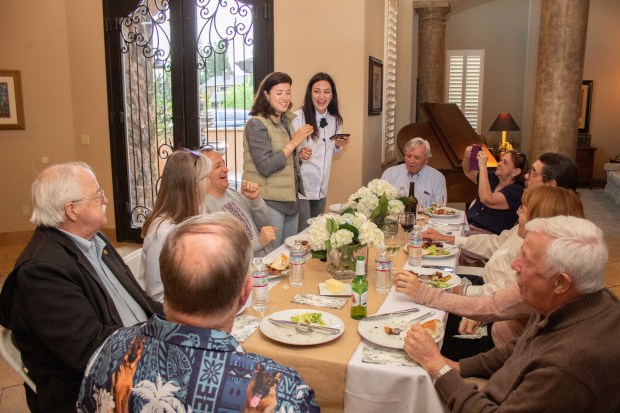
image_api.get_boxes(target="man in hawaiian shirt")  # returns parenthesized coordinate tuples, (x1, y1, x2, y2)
(77, 212, 319, 413)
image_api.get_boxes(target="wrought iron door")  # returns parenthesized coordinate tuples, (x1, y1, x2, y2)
(103, 0, 273, 242)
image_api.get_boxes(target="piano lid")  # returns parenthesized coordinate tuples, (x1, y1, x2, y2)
(397, 102, 497, 169)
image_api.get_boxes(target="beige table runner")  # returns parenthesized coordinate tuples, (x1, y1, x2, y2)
(242, 248, 409, 412)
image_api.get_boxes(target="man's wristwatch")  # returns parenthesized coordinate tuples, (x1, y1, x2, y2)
(437, 364, 452, 378)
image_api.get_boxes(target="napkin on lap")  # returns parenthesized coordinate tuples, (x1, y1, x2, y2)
(290, 293, 347, 309)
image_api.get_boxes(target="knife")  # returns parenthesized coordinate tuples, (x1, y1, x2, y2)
(363, 307, 420, 321)
(267, 319, 341, 335)
(421, 265, 455, 272)
(407, 310, 436, 324)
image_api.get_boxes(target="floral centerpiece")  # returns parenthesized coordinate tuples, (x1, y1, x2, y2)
(344, 179, 406, 229)
(308, 212, 384, 279)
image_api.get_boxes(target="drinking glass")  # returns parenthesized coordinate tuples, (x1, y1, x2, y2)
(432, 195, 445, 210)
(398, 212, 416, 237)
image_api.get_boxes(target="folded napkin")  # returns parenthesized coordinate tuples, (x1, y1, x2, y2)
(453, 325, 488, 339)
(291, 293, 348, 309)
(361, 344, 419, 367)
(232, 315, 261, 343)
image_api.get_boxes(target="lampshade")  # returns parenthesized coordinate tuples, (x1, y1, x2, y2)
(489, 113, 520, 132)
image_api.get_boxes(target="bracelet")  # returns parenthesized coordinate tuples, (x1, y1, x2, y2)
(285, 144, 294, 153)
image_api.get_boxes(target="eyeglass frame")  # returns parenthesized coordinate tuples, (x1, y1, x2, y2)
(526, 166, 550, 180)
(181, 148, 203, 167)
(71, 188, 106, 203)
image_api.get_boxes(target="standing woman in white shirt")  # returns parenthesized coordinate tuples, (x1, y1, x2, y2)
(293, 73, 349, 231)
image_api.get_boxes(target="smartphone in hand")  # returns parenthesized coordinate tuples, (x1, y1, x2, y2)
(469, 145, 482, 171)
(329, 133, 350, 140)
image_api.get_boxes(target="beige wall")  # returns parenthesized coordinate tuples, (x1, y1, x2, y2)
(0, 1, 114, 235)
(1, 0, 618, 237)
(583, 0, 620, 179)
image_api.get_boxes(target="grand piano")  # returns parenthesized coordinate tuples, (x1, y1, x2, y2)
(396, 102, 497, 204)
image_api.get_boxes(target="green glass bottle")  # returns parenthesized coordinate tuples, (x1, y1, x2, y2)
(351, 256, 368, 320)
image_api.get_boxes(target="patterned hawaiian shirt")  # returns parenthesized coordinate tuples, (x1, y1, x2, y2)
(77, 315, 319, 413)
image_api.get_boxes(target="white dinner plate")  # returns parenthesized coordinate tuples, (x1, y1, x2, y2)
(358, 315, 444, 349)
(328, 203, 344, 213)
(402, 243, 458, 259)
(318, 282, 352, 296)
(425, 207, 461, 218)
(259, 309, 345, 346)
(402, 267, 461, 290)
(285, 234, 309, 248)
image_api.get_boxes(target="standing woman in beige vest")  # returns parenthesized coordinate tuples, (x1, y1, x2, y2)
(243, 72, 313, 247)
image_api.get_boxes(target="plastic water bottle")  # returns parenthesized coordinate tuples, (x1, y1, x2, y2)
(408, 225, 423, 267)
(375, 245, 392, 293)
(289, 239, 305, 287)
(251, 257, 269, 312)
(351, 256, 368, 320)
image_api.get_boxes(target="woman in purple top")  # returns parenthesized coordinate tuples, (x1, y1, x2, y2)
(463, 148, 528, 235)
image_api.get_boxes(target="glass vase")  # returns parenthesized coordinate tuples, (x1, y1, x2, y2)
(326, 244, 367, 280)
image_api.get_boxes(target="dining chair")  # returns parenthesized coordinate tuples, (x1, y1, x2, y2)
(0, 326, 36, 392)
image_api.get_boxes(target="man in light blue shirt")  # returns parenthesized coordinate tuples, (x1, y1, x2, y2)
(381, 137, 447, 207)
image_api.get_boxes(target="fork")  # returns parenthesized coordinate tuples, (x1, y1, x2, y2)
(388, 311, 436, 335)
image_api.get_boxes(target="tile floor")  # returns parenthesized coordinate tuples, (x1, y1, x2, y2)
(1, 189, 619, 411)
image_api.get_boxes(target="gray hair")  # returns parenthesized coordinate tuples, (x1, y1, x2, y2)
(404, 137, 432, 159)
(525, 216, 607, 294)
(30, 162, 94, 227)
(159, 212, 253, 316)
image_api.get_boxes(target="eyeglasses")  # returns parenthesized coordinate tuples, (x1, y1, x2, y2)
(182, 148, 202, 167)
(72, 188, 105, 203)
(527, 167, 550, 180)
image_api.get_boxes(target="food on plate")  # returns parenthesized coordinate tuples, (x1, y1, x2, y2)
(420, 319, 445, 339)
(427, 206, 456, 216)
(290, 312, 325, 326)
(421, 241, 449, 256)
(268, 254, 289, 273)
(325, 279, 345, 293)
(414, 271, 452, 288)
(383, 325, 400, 335)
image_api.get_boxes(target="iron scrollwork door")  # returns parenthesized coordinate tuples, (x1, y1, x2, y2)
(103, 0, 273, 242)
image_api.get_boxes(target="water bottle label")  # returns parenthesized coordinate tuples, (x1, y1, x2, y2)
(290, 252, 304, 265)
(252, 274, 268, 287)
(376, 261, 391, 271)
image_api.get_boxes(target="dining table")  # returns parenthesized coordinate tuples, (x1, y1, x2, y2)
(237, 210, 466, 413)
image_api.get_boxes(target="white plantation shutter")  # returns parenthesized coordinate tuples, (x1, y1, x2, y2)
(382, 0, 398, 164)
(446, 50, 485, 133)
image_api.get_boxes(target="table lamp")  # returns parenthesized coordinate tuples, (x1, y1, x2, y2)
(489, 113, 520, 152)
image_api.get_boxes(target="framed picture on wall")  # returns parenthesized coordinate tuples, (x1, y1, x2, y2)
(0, 70, 25, 129)
(368, 57, 383, 116)
(578, 80, 592, 133)
(0, 70, 26, 130)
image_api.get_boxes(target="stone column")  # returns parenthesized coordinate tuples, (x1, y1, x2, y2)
(413, 1, 450, 122)
(530, 0, 590, 160)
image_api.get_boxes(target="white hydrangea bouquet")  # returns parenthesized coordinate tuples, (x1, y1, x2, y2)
(308, 212, 384, 279)
(343, 179, 406, 229)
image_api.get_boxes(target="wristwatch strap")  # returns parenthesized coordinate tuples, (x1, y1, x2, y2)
(438, 364, 452, 378)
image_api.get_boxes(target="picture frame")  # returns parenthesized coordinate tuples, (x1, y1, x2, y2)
(0, 70, 25, 130)
(368, 56, 383, 116)
(578, 80, 592, 133)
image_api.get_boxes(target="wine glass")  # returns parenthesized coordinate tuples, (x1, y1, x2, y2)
(432, 195, 445, 210)
(398, 212, 416, 237)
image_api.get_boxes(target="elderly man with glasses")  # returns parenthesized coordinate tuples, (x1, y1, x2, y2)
(0, 162, 162, 413)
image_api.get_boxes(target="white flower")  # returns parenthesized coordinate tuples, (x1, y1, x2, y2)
(388, 199, 405, 215)
(330, 229, 354, 248)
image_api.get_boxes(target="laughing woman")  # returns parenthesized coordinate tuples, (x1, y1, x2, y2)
(292, 73, 349, 231)
(243, 72, 313, 247)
